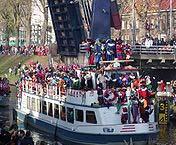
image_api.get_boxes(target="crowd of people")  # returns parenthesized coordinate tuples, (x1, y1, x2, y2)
(141, 35, 176, 48)
(16, 59, 159, 124)
(0, 77, 10, 96)
(0, 129, 34, 145)
(157, 80, 176, 93)
(80, 38, 132, 66)
(0, 45, 49, 56)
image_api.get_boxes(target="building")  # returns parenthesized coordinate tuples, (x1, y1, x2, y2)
(120, 0, 176, 44)
(0, 0, 56, 46)
(31, 0, 56, 45)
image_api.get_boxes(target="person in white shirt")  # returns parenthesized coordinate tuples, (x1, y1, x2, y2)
(97, 71, 106, 89)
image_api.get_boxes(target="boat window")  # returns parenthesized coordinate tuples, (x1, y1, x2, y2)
(67, 107, 74, 124)
(48, 102, 53, 117)
(56, 8, 60, 13)
(60, 106, 66, 121)
(36, 99, 41, 113)
(86, 111, 97, 124)
(32, 98, 36, 111)
(75, 109, 83, 122)
(54, 104, 59, 119)
(58, 16, 62, 21)
(54, 0, 58, 4)
(42, 101, 47, 115)
(27, 96, 31, 109)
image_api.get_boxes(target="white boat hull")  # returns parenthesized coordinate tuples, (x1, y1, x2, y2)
(16, 109, 158, 145)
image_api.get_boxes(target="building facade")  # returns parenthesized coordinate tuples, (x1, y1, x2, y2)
(119, 0, 176, 44)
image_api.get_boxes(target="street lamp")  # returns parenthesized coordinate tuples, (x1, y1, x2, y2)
(132, 0, 136, 46)
(169, 0, 173, 40)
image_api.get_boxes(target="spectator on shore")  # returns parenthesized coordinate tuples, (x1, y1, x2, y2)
(0, 45, 49, 56)
(8, 68, 12, 76)
(20, 130, 34, 145)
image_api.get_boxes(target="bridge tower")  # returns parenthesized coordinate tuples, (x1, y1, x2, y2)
(47, 0, 86, 56)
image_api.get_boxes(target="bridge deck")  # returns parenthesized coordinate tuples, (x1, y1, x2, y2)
(132, 45, 176, 61)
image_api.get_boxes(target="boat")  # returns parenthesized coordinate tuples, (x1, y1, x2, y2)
(15, 60, 159, 145)
(0, 77, 10, 107)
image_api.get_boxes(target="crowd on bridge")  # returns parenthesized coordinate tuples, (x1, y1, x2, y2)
(0, 45, 49, 56)
(80, 38, 132, 66)
(141, 35, 176, 48)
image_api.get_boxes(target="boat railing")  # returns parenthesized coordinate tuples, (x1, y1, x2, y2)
(157, 81, 175, 97)
(21, 79, 100, 106)
(21, 80, 88, 101)
(22, 80, 58, 99)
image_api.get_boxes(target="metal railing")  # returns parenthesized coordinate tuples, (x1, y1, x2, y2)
(79, 44, 176, 60)
(132, 45, 176, 55)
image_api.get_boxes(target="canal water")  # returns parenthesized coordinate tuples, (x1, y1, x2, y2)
(0, 94, 63, 145)
(0, 95, 175, 145)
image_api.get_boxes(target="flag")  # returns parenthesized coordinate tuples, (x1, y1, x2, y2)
(90, 0, 111, 40)
(110, 0, 122, 30)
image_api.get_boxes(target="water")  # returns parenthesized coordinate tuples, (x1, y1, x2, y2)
(0, 91, 62, 145)
(0, 95, 175, 145)
(0, 105, 61, 145)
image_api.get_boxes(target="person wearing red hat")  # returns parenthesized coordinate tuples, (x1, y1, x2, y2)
(138, 79, 152, 107)
(116, 43, 123, 60)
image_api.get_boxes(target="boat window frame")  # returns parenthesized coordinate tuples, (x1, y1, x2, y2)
(42, 100, 47, 115)
(75, 109, 84, 122)
(36, 99, 41, 113)
(60, 105, 66, 121)
(27, 96, 31, 110)
(48, 102, 53, 117)
(54, 104, 59, 119)
(86, 110, 97, 124)
(67, 107, 74, 124)
(32, 97, 36, 111)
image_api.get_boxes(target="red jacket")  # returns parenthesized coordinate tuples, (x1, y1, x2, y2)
(138, 87, 151, 100)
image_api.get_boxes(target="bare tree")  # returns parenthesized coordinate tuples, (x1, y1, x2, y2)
(9, 0, 21, 47)
(0, 0, 32, 46)
(20, 0, 32, 45)
(134, 0, 161, 39)
(0, 1, 15, 45)
(33, 0, 48, 45)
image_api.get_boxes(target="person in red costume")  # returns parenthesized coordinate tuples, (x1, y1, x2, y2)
(89, 53, 95, 65)
(138, 79, 152, 107)
(160, 80, 166, 92)
(116, 43, 123, 60)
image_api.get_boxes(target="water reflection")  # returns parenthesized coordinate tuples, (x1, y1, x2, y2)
(0, 106, 62, 144)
